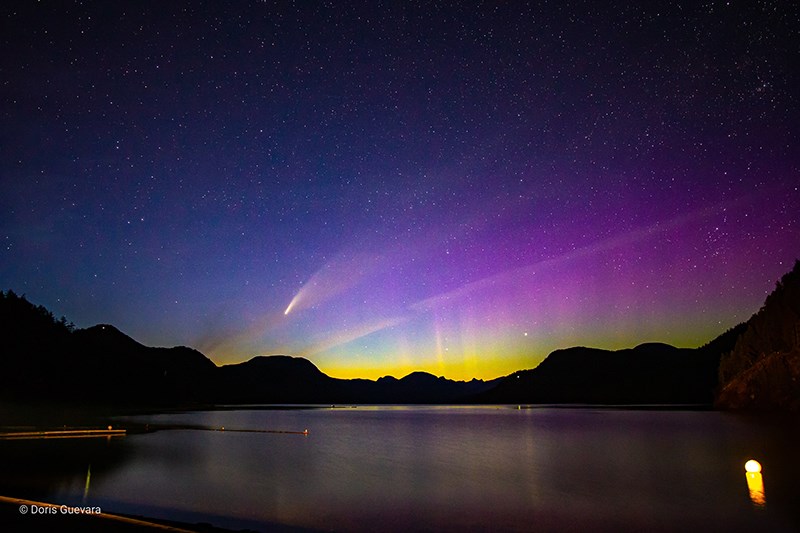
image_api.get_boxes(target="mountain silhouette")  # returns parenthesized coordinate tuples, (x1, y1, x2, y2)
(470, 331, 744, 405)
(212, 358, 499, 404)
(71, 324, 217, 403)
(715, 260, 800, 410)
(0, 292, 218, 406)
(9, 267, 800, 409)
(214, 355, 336, 404)
(0, 291, 495, 406)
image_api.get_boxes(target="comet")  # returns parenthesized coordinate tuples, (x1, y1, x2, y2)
(283, 285, 307, 315)
(282, 252, 381, 317)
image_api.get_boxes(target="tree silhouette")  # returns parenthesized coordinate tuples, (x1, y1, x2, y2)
(718, 260, 800, 385)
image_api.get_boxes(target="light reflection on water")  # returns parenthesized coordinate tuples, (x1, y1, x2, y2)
(746, 470, 766, 507)
(4, 407, 799, 532)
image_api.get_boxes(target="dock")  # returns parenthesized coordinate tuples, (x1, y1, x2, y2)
(0, 428, 127, 440)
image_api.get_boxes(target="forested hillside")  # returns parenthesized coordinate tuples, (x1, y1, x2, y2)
(716, 261, 800, 410)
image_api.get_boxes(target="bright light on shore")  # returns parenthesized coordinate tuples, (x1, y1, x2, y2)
(745, 459, 762, 473)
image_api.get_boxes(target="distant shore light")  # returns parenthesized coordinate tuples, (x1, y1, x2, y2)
(745, 459, 762, 473)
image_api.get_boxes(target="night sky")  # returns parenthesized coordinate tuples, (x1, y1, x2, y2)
(2, 1, 798, 380)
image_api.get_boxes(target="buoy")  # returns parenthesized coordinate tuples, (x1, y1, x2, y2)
(745, 459, 762, 473)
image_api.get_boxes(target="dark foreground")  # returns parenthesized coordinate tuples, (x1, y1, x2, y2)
(2, 404, 800, 532)
(0, 495, 312, 533)
(0, 497, 244, 533)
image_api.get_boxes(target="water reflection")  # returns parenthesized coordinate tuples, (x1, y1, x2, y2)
(745, 459, 766, 507)
(82, 464, 91, 503)
(0, 434, 130, 503)
(2, 408, 798, 532)
(103, 408, 800, 532)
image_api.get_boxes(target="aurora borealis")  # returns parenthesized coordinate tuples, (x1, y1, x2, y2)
(1, 1, 798, 380)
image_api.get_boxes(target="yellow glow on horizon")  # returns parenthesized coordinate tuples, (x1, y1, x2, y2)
(318, 351, 542, 381)
(310, 319, 551, 381)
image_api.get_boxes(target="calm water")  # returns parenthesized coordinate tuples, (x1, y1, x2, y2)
(3, 406, 799, 532)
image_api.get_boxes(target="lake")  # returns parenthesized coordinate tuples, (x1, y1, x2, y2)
(2, 406, 799, 532)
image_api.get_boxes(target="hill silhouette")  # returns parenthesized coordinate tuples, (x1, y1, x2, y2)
(0, 291, 218, 406)
(9, 268, 800, 409)
(715, 260, 800, 410)
(470, 330, 744, 405)
(0, 291, 496, 406)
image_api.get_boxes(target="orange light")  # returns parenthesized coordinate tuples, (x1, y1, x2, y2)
(745, 459, 762, 473)
(744, 459, 765, 507)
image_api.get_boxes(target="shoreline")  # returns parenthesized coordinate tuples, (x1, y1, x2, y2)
(0, 495, 243, 532)
(0, 495, 315, 533)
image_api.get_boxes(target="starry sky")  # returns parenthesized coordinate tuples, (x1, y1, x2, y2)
(1, 1, 798, 380)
